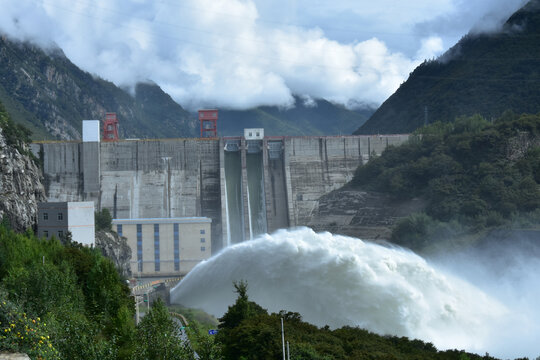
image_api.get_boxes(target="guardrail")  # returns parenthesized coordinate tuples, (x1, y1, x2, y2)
(131, 277, 183, 293)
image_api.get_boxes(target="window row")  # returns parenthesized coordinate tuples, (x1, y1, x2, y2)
(42, 212, 63, 221)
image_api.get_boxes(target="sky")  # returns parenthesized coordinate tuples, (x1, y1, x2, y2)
(0, 0, 529, 110)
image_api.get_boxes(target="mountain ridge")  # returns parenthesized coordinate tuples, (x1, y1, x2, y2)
(355, 0, 540, 135)
(1, 34, 370, 139)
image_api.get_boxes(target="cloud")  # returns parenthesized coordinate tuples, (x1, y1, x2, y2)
(0, 0, 527, 110)
(414, 0, 528, 41)
(416, 36, 445, 61)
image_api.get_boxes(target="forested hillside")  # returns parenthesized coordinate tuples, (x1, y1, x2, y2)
(356, 0, 540, 135)
(351, 113, 540, 249)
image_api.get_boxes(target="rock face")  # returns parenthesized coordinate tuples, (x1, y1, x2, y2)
(0, 127, 46, 231)
(0, 353, 30, 360)
(0, 36, 196, 140)
(95, 230, 132, 278)
(308, 189, 426, 240)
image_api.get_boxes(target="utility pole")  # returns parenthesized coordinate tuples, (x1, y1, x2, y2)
(281, 318, 286, 360)
(287, 341, 290, 360)
(135, 294, 140, 325)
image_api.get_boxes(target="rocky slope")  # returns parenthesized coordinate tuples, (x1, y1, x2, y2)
(95, 230, 132, 278)
(0, 35, 197, 140)
(0, 125, 46, 232)
(308, 189, 426, 240)
(1, 34, 371, 139)
(356, 0, 540, 134)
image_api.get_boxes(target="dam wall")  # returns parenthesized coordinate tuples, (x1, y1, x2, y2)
(283, 135, 409, 225)
(33, 134, 408, 251)
(32, 139, 222, 251)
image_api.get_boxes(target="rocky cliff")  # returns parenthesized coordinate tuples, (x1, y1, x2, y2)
(0, 126, 46, 232)
(308, 189, 426, 240)
(0, 35, 196, 140)
(95, 230, 132, 278)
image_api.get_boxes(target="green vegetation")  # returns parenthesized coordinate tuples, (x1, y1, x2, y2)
(213, 281, 506, 360)
(131, 299, 194, 360)
(0, 223, 223, 359)
(95, 208, 113, 232)
(0, 225, 133, 358)
(351, 113, 540, 249)
(1, 223, 528, 359)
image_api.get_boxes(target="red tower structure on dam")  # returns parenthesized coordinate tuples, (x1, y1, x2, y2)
(103, 112, 119, 141)
(199, 109, 218, 138)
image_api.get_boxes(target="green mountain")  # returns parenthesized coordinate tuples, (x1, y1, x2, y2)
(355, 0, 540, 135)
(218, 97, 373, 136)
(351, 113, 540, 250)
(0, 35, 197, 140)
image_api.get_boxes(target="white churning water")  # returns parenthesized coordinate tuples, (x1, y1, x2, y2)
(171, 228, 534, 357)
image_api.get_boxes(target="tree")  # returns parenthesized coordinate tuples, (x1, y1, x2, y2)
(132, 298, 194, 360)
(95, 208, 112, 231)
(217, 280, 266, 332)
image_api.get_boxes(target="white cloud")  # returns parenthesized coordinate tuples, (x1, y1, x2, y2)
(416, 36, 445, 61)
(0, 0, 527, 110)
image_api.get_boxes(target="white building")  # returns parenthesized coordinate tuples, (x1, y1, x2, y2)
(82, 120, 101, 142)
(37, 201, 95, 246)
(244, 128, 264, 140)
(112, 217, 212, 277)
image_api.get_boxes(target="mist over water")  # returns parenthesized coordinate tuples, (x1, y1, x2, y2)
(171, 228, 538, 358)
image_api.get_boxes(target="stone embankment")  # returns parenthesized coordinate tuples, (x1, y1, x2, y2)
(0, 128, 45, 231)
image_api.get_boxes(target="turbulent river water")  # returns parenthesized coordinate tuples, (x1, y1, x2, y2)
(171, 227, 539, 359)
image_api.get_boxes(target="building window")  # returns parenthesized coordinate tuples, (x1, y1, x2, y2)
(200, 238, 205, 243)
(201, 246, 206, 252)
(43, 230, 48, 238)
(58, 230, 63, 238)
(43, 212, 48, 220)
(174, 224, 180, 271)
(154, 224, 160, 272)
(57, 212, 63, 220)
(200, 229, 205, 234)
(136, 224, 142, 272)
(117, 224, 122, 237)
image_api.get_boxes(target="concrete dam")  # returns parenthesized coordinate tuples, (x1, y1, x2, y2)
(31, 134, 409, 252)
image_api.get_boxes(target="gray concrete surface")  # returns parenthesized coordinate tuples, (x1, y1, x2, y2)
(35, 134, 408, 251)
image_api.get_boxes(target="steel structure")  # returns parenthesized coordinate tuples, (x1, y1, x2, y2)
(199, 109, 218, 138)
(103, 112, 119, 141)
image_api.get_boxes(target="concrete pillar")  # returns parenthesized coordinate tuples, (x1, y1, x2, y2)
(240, 138, 250, 240)
(82, 141, 100, 204)
(219, 138, 229, 247)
